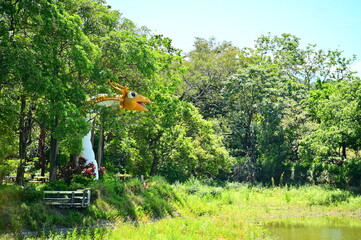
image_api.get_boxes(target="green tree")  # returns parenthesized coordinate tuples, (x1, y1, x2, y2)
(300, 78, 361, 162)
(0, 0, 102, 182)
(0, 0, 48, 183)
(180, 38, 244, 118)
(104, 93, 231, 182)
(223, 64, 287, 181)
(30, 0, 101, 181)
(224, 33, 358, 182)
(89, 32, 183, 176)
(253, 33, 356, 87)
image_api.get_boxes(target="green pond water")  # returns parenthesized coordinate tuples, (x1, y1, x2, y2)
(265, 216, 361, 240)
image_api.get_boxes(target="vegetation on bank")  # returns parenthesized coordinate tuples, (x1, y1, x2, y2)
(1, 1, 361, 238)
(0, 175, 180, 236)
(1, 176, 361, 239)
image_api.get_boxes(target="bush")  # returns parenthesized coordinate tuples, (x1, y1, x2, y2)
(43, 180, 69, 191)
(345, 158, 361, 188)
(124, 178, 143, 195)
(140, 177, 181, 218)
(0, 186, 23, 234)
(88, 175, 182, 221)
(71, 174, 94, 187)
(21, 184, 43, 203)
(64, 211, 83, 227)
(57, 157, 103, 184)
(231, 157, 259, 183)
(309, 188, 351, 206)
(290, 160, 359, 189)
(0, 160, 17, 185)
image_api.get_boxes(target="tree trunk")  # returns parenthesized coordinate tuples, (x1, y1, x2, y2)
(16, 95, 35, 185)
(16, 95, 27, 185)
(150, 156, 159, 176)
(91, 118, 95, 146)
(244, 117, 257, 182)
(16, 95, 35, 184)
(149, 135, 161, 176)
(70, 153, 79, 168)
(96, 123, 104, 168)
(38, 127, 46, 176)
(49, 135, 59, 181)
(342, 144, 347, 159)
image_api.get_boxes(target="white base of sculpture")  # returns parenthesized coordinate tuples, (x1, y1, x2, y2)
(80, 117, 99, 180)
(80, 100, 118, 180)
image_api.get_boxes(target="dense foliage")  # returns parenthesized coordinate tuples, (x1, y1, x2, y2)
(1, 0, 361, 189)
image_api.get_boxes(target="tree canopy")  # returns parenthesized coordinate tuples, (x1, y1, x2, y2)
(1, 1, 360, 187)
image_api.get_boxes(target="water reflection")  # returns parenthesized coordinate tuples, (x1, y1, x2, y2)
(266, 216, 361, 240)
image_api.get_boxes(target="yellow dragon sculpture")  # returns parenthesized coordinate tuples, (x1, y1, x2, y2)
(82, 80, 151, 180)
(88, 80, 151, 111)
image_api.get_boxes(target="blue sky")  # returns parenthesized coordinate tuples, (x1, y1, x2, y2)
(106, 0, 361, 75)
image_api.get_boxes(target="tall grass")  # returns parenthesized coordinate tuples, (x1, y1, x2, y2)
(106, 179, 361, 240)
(3, 177, 361, 239)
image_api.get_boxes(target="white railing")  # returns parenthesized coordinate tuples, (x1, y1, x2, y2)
(44, 189, 91, 208)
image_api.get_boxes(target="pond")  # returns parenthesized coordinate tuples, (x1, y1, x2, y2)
(265, 216, 361, 240)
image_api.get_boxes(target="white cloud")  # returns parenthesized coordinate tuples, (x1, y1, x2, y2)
(350, 61, 361, 78)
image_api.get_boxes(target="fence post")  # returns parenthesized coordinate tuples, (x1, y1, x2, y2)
(86, 189, 91, 207)
(71, 192, 75, 207)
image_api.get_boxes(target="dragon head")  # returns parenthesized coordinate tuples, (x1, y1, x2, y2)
(121, 86, 151, 111)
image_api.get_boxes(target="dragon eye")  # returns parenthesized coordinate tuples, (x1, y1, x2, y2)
(128, 92, 136, 98)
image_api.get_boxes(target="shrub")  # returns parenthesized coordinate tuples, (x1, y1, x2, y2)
(309, 188, 351, 206)
(43, 180, 69, 191)
(64, 211, 83, 227)
(71, 174, 94, 187)
(57, 157, 104, 184)
(0, 160, 17, 185)
(0, 186, 23, 234)
(345, 158, 361, 188)
(231, 157, 259, 183)
(21, 184, 43, 203)
(124, 178, 143, 195)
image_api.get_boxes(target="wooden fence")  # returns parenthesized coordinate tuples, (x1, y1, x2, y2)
(44, 189, 91, 208)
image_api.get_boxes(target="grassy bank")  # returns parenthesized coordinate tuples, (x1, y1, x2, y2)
(107, 180, 361, 240)
(0, 175, 182, 237)
(1, 176, 361, 239)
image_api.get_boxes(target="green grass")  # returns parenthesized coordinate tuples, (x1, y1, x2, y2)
(106, 181, 361, 240)
(2, 177, 361, 239)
